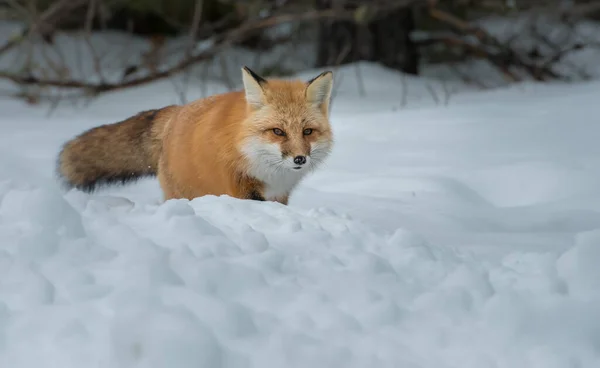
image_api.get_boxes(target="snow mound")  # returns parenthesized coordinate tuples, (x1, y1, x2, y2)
(0, 173, 599, 368)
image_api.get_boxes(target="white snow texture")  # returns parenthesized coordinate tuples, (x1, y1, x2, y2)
(1, 25, 600, 368)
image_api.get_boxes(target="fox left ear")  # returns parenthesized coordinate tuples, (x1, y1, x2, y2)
(306, 71, 333, 112)
(241, 66, 267, 109)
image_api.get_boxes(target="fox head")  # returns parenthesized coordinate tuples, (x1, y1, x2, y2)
(239, 66, 334, 181)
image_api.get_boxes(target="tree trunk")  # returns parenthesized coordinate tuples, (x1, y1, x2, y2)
(316, 0, 419, 75)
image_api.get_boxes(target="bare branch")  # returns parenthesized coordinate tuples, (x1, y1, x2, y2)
(0, 0, 88, 57)
(0, 1, 425, 96)
(426, 6, 568, 82)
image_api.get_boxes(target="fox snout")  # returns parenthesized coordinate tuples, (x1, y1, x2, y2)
(280, 139, 315, 169)
(293, 155, 307, 165)
(287, 153, 309, 170)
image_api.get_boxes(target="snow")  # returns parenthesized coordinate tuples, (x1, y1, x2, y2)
(2, 32, 600, 368)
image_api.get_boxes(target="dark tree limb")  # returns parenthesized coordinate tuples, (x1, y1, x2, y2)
(0, 1, 424, 97)
(426, 6, 569, 82)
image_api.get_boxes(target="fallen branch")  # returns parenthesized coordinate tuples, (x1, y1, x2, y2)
(0, 0, 423, 97)
(0, 0, 89, 55)
(426, 6, 568, 82)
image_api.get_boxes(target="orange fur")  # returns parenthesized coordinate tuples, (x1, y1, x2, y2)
(57, 67, 334, 204)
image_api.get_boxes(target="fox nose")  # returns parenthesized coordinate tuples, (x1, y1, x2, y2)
(293, 155, 307, 165)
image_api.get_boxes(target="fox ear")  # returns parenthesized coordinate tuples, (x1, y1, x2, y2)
(241, 66, 267, 109)
(305, 71, 333, 111)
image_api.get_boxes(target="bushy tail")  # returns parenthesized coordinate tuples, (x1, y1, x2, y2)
(56, 105, 177, 192)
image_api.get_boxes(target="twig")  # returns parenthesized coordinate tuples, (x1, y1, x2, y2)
(448, 63, 487, 89)
(187, 0, 204, 57)
(0, 0, 89, 61)
(399, 72, 408, 108)
(84, 0, 105, 83)
(430, 35, 520, 82)
(354, 62, 366, 97)
(425, 82, 440, 105)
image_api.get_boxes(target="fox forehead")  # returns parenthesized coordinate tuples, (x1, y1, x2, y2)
(265, 81, 326, 115)
(250, 103, 329, 131)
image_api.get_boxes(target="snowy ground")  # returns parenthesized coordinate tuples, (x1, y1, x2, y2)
(2, 40, 600, 367)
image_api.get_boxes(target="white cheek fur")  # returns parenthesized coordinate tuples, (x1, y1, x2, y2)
(239, 137, 332, 200)
(309, 140, 332, 168)
(240, 137, 282, 178)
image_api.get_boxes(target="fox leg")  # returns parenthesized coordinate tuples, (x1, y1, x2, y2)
(247, 189, 266, 201)
(273, 196, 288, 205)
(157, 159, 180, 201)
(231, 175, 266, 202)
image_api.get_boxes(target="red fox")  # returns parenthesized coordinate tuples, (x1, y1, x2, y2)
(57, 66, 334, 205)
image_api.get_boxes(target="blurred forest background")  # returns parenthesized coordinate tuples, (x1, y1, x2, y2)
(0, 0, 599, 105)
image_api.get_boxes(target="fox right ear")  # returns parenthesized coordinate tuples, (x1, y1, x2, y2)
(305, 70, 333, 112)
(241, 66, 267, 109)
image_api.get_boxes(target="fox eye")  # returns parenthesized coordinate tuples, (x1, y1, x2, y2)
(303, 128, 313, 135)
(272, 128, 286, 136)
